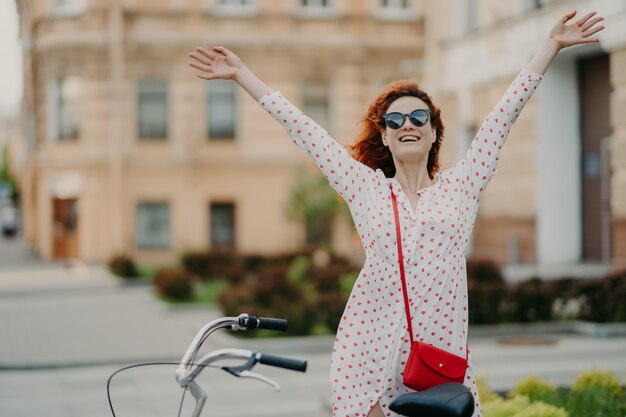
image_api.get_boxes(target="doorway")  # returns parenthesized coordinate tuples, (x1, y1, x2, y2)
(578, 54, 612, 261)
(52, 198, 79, 259)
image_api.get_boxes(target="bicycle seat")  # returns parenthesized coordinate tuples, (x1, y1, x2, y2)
(389, 383, 475, 417)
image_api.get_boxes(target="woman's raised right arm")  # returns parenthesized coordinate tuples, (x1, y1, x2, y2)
(188, 46, 376, 207)
(189, 46, 271, 101)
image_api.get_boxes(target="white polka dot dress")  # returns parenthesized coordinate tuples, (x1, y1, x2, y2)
(260, 68, 543, 417)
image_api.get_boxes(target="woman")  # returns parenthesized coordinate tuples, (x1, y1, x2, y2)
(189, 10, 604, 417)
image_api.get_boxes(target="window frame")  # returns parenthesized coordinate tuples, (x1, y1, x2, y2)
(207, 80, 238, 141)
(137, 78, 169, 141)
(297, 0, 337, 19)
(52, 0, 86, 17)
(214, 0, 259, 17)
(376, 0, 419, 21)
(209, 202, 236, 249)
(302, 80, 332, 135)
(135, 201, 171, 250)
(47, 77, 82, 142)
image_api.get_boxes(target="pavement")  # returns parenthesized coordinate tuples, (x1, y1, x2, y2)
(0, 235, 625, 417)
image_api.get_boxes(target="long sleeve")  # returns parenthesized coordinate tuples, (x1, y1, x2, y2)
(259, 91, 376, 207)
(457, 67, 543, 208)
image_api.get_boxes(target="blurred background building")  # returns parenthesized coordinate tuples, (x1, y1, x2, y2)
(13, 0, 626, 273)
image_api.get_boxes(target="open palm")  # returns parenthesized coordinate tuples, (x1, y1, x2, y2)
(188, 46, 243, 81)
(550, 11, 605, 49)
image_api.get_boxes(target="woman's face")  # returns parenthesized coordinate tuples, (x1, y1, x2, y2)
(381, 96, 436, 163)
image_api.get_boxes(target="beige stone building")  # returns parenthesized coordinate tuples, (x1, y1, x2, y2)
(16, 0, 626, 274)
(16, 0, 426, 264)
(422, 0, 626, 275)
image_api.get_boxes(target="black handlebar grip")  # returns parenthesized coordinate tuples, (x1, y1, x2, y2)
(258, 353, 307, 373)
(256, 317, 288, 331)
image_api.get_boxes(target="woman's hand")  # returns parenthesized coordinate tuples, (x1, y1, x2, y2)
(188, 46, 244, 81)
(527, 10, 606, 75)
(548, 10, 605, 50)
(188, 46, 272, 101)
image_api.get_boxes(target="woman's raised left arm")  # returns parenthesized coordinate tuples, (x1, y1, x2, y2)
(527, 10, 605, 75)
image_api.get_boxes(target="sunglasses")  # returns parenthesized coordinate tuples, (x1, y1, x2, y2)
(381, 109, 431, 129)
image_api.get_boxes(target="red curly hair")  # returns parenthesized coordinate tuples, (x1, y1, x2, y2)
(350, 80, 444, 180)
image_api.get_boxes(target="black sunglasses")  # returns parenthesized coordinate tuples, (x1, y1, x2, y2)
(381, 109, 431, 129)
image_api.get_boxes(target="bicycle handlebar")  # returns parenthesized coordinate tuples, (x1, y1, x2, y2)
(243, 316, 288, 331)
(176, 313, 290, 385)
(258, 353, 307, 372)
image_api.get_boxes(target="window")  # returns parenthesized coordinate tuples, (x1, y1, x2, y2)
(53, 0, 86, 16)
(302, 0, 330, 7)
(48, 77, 82, 141)
(302, 81, 331, 133)
(219, 0, 251, 5)
(382, 0, 409, 10)
(138, 79, 168, 140)
(210, 202, 235, 248)
(522, 0, 542, 13)
(215, 0, 258, 16)
(458, 0, 477, 35)
(377, 0, 417, 21)
(207, 80, 237, 140)
(298, 0, 335, 18)
(136, 202, 170, 249)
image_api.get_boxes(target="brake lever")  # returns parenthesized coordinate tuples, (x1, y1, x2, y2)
(237, 370, 281, 391)
(222, 358, 281, 391)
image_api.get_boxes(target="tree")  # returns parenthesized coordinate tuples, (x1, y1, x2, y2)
(285, 168, 351, 249)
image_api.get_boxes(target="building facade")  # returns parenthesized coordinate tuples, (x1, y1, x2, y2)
(16, 0, 426, 264)
(16, 0, 626, 273)
(422, 0, 626, 274)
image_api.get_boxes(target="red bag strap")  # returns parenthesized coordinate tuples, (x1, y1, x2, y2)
(390, 185, 415, 342)
(390, 184, 469, 360)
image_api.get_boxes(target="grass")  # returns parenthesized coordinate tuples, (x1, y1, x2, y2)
(193, 280, 230, 304)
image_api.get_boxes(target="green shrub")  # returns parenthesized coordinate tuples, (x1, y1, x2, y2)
(180, 249, 246, 283)
(598, 270, 626, 322)
(513, 401, 568, 417)
(154, 267, 194, 301)
(218, 263, 317, 336)
(193, 280, 230, 304)
(108, 254, 138, 279)
(467, 259, 507, 324)
(501, 278, 554, 323)
(476, 375, 500, 404)
(566, 370, 625, 417)
(509, 376, 559, 405)
(571, 369, 621, 397)
(483, 395, 530, 417)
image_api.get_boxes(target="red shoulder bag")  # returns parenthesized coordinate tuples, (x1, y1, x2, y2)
(390, 186, 468, 391)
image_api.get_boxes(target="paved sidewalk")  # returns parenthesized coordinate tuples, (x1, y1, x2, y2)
(0, 261, 625, 417)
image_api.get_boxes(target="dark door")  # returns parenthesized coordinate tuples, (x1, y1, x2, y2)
(53, 198, 79, 259)
(578, 54, 612, 261)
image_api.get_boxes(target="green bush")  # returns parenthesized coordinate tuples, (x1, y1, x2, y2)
(574, 271, 626, 323)
(509, 376, 559, 406)
(483, 396, 530, 417)
(154, 267, 194, 301)
(108, 254, 138, 279)
(476, 375, 500, 404)
(513, 402, 568, 417)
(180, 249, 246, 283)
(501, 278, 554, 323)
(465, 262, 626, 324)
(467, 259, 507, 324)
(218, 263, 317, 336)
(566, 370, 625, 417)
(216, 252, 358, 336)
(571, 369, 621, 397)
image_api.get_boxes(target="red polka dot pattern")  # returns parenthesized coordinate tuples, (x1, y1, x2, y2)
(260, 68, 543, 417)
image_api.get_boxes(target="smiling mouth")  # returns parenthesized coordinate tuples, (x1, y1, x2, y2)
(399, 135, 421, 142)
